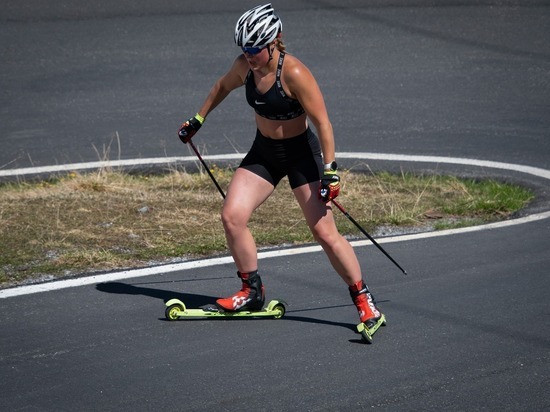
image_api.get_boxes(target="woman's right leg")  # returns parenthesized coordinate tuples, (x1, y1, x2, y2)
(221, 167, 275, 273)
(217, 167, 275, 311)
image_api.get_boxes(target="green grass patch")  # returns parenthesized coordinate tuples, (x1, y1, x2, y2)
(0, 169, 533, 288)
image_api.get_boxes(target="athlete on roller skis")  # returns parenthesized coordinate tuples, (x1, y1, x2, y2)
(178, 4, 385, 342)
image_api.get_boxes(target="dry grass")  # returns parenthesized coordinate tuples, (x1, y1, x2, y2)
(0, 168, 533, 288)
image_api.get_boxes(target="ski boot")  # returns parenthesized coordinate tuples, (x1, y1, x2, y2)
(216, 270, 265, 312)
(349, 280, 386, 344)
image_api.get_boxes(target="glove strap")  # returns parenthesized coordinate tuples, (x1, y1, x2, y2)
(194, 113, 205, 125)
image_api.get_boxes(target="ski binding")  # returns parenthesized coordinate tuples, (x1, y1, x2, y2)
(165, 299, 287, 320)
(356, 313, 387, 344)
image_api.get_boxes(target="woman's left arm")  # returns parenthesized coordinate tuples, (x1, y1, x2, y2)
(284, 58, 335, 165)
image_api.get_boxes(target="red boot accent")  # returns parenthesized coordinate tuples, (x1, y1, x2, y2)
(349, 280, 381, 323)
(216, 271, 265, 312)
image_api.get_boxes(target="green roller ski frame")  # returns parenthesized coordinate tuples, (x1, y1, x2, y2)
(356, 313, 387, 344)
(165, 299, 287, 320)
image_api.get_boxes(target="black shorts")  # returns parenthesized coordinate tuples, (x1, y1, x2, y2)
(239, 128, 323, 189)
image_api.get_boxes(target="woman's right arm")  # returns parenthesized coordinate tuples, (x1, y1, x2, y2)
(178, 55, 248, 142)
(197, 55, 248, 119)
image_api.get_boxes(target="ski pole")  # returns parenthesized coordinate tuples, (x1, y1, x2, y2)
(188, 139, 226, 199)
(186, 139, 407, 275)
(331, 199, 408, 275)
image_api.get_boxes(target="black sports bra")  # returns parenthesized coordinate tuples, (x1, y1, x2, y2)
(245, 53, 306, 121)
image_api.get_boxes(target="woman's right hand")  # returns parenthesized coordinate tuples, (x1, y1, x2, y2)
(178, 114, 204, 143)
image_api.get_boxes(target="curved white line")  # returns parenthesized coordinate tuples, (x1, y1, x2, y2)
(337, 152, 550, 180)
(1, 153, 549, 298)
(2, 152, 549, 180)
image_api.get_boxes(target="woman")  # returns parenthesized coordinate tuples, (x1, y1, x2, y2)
(178, 4, 384, 337)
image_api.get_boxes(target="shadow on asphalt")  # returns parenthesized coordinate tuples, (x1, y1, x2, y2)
(95, 281, 217, 308)
(95, 281, 371, 335)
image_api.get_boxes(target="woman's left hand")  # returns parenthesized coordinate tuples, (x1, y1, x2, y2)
(319, 171, 340, 202)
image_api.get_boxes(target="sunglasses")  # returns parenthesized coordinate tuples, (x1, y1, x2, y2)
(241, 45, 267, 56)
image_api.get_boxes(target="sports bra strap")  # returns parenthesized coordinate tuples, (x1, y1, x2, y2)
(275, 53, 291, 101)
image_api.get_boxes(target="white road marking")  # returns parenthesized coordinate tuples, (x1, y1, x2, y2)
(1, 153, 549, 299)
(0, 155, 243, 178)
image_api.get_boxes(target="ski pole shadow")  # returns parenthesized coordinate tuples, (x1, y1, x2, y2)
(282, 299, 391, 341)
(282, 314, 381, 345)
(283, 314, 357, 333)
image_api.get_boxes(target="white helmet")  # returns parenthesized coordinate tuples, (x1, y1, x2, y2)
(234, 3, 282, 48)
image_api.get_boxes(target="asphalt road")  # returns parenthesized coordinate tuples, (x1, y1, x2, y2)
(1, 1, 549, 411)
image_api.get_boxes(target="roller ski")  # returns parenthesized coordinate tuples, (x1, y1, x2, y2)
(356, 314, 387, 344)
(350, 280, 387, 344)
(165, 298, 286, 320)
(165, 270, 286, 320)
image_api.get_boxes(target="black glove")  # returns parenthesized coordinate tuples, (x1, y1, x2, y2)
(319, 170, 341, 202)
(178, 113, 204, 143)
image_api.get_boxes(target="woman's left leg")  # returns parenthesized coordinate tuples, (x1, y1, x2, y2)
(292, 182, 362, 286)
(293, 182, 382, 325)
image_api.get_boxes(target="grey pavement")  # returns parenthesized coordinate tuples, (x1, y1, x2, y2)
(1, 1, 549, 411)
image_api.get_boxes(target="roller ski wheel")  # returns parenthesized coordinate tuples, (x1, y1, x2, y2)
(356, 313, 387, 344)
(165, 301, 186, 321)
(164, 298, 286, 320)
